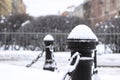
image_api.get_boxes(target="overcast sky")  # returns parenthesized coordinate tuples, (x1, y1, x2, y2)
(23, 0, 84, 17)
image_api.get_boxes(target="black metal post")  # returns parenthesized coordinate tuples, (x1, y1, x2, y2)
(67, 40, 97, 80)
(71, 58, 93, 80)
(43, 34, 57, 71)
(93, 50, 98, 74)
(67, 25, 98, 80)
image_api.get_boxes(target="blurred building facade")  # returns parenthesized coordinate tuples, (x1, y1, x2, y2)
(0, 0, 26, 16)
(62, 0, 120, 28)
(90, 0, 120, 28)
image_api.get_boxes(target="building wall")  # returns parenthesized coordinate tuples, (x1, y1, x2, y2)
(0, 0, 12, 15)
(12, 0, 26, 14)
(90, 0, 120, 28)
(71, 0, 120, 29)
(72, 4, 84, 18)
(0, 0, 26, 16)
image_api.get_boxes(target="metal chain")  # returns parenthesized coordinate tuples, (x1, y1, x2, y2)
(63, 52, 80, 80)
(26, 49, 44, 67)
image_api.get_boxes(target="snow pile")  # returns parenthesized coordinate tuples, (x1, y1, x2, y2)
(0, 52, 80, 80)
(97, 54, 120, 67)
(0, 63, 63, 80)
(96, 43, 113, 55)
(67, 24, 98, 41)
(0, 51, 120, 80)
(98, 67, 120, 80)
(43, 34, 54, 41)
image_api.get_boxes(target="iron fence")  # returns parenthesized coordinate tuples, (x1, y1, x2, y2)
(96, 32, 120, 53)
(0, 32, 120, 53)
(0, 32, 68, 51)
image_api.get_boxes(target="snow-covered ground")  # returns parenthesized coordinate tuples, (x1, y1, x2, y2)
(0, 24, 119, 80)
(0, 51, 120, 80)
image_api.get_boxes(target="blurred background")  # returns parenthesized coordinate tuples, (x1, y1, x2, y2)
(0, 0, 120, 54)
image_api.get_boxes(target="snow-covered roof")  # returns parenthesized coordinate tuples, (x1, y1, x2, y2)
(43, 34, 54, 41)
(67, 24, 98, 41)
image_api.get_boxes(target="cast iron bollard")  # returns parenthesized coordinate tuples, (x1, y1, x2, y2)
(43, 34, 57, 71)
(67, 25, 98, 80)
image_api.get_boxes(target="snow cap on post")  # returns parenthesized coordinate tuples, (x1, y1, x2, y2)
(43, 34, 54, 41)
(67, 24, 98, 41)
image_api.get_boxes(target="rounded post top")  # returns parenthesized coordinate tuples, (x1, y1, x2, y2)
(67, 24, 98, 41)
(43, 34, 54, 41)
(67, 24, 98, 50)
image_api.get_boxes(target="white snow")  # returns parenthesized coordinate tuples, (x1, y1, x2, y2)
(43, 34, 54, 41)
(21, 20, 30, 27)
(97, 54, 120, 67)
(67, 52, 80, 72)
(0, 20, 4, 23)
(67, 24, 98, 41)
(96, 43, 113, 55)
(0, 51, 120, 80)
(0, 15, 6, 23)
(0, 63, 63, 80)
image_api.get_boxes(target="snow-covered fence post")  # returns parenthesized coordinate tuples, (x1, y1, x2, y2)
(43, 34, 57, 71)
(67, 25, 98, 80)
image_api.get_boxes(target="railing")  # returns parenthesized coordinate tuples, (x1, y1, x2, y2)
(0, 32, 120, 53)
(96, 32, 120, 53)
(0, 32, 68, 51)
